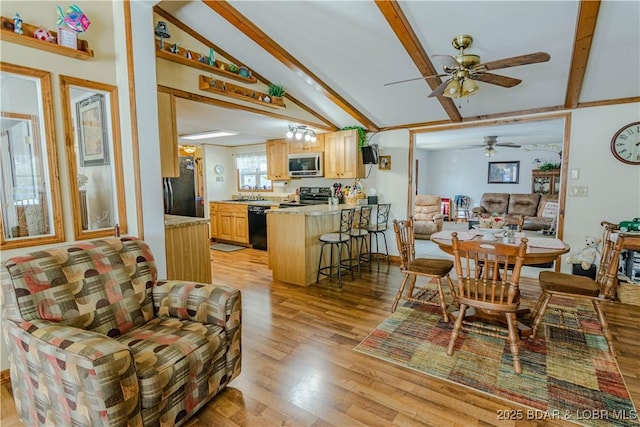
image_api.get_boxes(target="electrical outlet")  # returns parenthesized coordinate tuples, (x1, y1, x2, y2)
(569, 185, 588, 197)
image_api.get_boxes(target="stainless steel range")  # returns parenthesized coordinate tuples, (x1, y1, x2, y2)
(279, 187, 331, 208)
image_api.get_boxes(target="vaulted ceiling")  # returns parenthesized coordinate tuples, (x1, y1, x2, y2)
(157, 1, 640, 147)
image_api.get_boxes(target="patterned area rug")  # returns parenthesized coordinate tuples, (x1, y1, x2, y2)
(355, 291, 638, 427)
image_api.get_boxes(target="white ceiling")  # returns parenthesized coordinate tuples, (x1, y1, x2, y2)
(163, 1, 640, 149)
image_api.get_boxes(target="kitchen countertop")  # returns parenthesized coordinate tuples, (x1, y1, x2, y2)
(164, 214, 210, 229)
(212, 200, 281, 207)
(268, 204, 365, 216)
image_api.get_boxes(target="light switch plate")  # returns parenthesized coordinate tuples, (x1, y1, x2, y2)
(570, 168, 579, 180)
(216, 176, 224, 182)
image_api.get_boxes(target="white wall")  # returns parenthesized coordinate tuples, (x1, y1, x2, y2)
(421, 145, 561, 208)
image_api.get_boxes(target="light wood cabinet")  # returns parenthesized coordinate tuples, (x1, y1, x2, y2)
(289, 133, 325, 154)
(209, 202, 219, 238)
(210, 202, 248, 244)
(164, 217, 211, 283)
(266, 139, 290, 181)
(531, 169, 561, 195)
(324, 129, 364, 179)
(157, 91, 179, 177)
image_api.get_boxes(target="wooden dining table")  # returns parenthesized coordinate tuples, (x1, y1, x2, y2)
(430, 230, 570, 337)
(430, 230, 570, 265)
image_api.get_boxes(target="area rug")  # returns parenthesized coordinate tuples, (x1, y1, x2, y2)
(355, 292, 638, 427)
(210, 243, 245, 252)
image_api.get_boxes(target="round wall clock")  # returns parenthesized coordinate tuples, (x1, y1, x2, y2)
(610, 122, 640, 165)
(214, 164, 225, 175)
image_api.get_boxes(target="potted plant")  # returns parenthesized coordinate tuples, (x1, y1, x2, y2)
(265, 84, 285, 105)
(539, 162, 561, 171)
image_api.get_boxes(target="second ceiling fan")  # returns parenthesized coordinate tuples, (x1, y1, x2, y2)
(385, 34, 550, 99)
(464, 136, 521, 157)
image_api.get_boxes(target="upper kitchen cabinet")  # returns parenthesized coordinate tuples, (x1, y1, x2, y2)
(324, 129, 364, 179)
(266, 139, 290, 181)
(157, 91, 179, 177)
(289, 133, 325, 154)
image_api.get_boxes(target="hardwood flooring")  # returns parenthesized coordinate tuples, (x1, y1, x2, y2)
(1, 248, 638, 426)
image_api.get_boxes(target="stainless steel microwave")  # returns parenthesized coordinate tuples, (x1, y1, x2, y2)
(288, 152, 324, 177)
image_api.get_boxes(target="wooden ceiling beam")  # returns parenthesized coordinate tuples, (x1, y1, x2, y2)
(564, 0, 601, 109)
(202, 0, 379, 131)
(375, 0, 462, 123)
(153, 5, 339, 131)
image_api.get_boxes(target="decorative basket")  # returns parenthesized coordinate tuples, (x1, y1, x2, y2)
(345, 181, 366, 206)
(617, 280, 640, 306)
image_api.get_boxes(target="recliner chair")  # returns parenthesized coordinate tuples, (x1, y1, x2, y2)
(413, 195, 445, 239)
(1, 237, 241, 426)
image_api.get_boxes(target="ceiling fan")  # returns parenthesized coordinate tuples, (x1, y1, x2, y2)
(463, 136, 522, 157)
(384, 34, 550, 98)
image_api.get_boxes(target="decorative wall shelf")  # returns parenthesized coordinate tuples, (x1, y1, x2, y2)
(1, 16, 93, 60)
(155, 40, 257, 84)
(198, 75, 285, 109)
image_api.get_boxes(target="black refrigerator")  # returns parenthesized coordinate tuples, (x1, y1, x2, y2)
(163, 156, 199, 217)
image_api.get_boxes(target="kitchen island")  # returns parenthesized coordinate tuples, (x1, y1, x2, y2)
(267, 204, 355, 286)
(164, 215, 211, 283)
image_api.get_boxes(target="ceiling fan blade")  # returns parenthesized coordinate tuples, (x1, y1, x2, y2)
(476, 52, 550, 71)
(383, 73, 448, 87)
(472, 73, 522, 88)
(431, 54, 459, 68)
(496, 143, 522, 148)
(427, 79, 451, 98)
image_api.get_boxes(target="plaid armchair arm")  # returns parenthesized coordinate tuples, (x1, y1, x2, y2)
(3, 319, 142, 427)
(153, 281, 242, 379)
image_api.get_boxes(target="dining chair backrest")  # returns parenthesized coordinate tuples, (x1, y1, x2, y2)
(451, 232, 528, 309)
(597, 221, 640, 298)
(376, 204, 391, 230)
(392, 218, 416, 270)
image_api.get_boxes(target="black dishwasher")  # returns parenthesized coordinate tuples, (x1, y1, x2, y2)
(248, 205, 268, 250)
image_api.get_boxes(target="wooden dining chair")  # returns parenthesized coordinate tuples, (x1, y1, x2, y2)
(447, 232, 528, 374)
(530, 221, 634, 354)
(391, 218, 455, 321)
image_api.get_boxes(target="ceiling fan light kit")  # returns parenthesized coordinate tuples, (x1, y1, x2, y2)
(385, 34, 550, 100)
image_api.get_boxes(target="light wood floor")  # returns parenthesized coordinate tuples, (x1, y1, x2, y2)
(2, 248, 638, 426)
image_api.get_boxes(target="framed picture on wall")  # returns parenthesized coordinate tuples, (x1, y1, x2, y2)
(488, 161, 520, 184)
(77, 94, 109, 167)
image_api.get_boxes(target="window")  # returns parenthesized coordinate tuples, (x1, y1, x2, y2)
(234, 152, 272, 191)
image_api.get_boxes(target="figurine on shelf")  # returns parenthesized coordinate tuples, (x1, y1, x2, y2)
(13, 13, 23, 35)
(199, 55, 208, 64)
(208, 48, 215, 67)
(34, 27, 55, 42)
(154, 21, 170, 50)
(185, 50, 192, 60)
(57, 4, 91, 32)
(170, 43, 179, 54)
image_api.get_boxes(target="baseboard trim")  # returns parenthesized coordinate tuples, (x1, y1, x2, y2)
(1, 369, 10, 385)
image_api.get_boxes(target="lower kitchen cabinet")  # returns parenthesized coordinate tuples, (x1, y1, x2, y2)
(210, 202, 249, 244)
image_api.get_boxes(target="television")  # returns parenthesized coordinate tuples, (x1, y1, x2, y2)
(361, 144, 378, 164)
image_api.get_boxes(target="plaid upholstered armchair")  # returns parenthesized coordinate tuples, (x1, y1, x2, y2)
(1, 237, 241, 426)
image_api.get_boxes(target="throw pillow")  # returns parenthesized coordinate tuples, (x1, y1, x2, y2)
(541, 201, 559, 218)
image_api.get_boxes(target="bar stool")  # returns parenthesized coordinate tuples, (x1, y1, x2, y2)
(367, 204, 391, 269)
(316, 208, 355, 288)
(349, 205, 373, 276)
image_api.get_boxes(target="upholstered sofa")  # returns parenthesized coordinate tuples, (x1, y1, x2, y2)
(413, 195, 445, 239)
(1, 237, 241, 427)
(472, 193, 558, 231)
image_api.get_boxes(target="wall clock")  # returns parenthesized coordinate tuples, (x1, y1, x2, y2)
(214, 164, 225, 175)
(610, 122, 640, 165)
